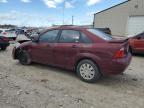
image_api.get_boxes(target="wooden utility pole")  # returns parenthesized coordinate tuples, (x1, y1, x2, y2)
(63, 0, 65, 25)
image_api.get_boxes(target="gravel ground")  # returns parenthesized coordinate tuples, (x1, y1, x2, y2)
(0, 45, 144, 108)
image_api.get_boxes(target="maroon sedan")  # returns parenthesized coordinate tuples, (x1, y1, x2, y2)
(129, 32, 144, 54)
(12, 26, 132, 83)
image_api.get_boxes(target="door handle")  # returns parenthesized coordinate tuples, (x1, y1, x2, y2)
(72, 45, 78, 48)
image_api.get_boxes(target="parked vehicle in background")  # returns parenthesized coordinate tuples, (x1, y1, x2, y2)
(0, 28, 17, 40)
(12, 26, 131, 83)
(0, 35, 10, 50)
(15, 29, 31, 44)
(15, 28, 45, 44)
(129, 32, 144, 54)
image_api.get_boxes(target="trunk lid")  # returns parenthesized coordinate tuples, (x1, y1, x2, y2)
(108, 38, 128, 43)
(108, 38, 130, 58)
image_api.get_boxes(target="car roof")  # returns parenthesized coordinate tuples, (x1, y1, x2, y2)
(45, 25, 89, 31)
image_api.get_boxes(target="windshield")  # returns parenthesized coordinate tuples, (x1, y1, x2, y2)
(87, 29, 113, 41)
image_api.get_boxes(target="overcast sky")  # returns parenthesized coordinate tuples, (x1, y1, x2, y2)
(0, 0, 126, 27)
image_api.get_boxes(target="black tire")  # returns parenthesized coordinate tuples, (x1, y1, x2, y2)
(18, 50, 31, 65)
(129, 46, 133, 54)
(76, 59, 101, 83)
(1, 46, 7, 50)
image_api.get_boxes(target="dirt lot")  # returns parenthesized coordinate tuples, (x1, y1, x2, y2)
(0, 45, 144, 108)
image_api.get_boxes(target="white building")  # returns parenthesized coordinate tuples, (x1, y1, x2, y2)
(94, 0, 144, 37)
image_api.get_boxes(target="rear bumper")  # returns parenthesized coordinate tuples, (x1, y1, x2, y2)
(132, 48, 144, 54)
(101, 53, 132, 75)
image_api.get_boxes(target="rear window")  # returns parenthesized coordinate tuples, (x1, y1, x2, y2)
(87, 29, 113, 41)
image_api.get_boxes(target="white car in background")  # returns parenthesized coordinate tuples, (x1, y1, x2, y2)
(15, 28, 44, 44)
(0, 28, 17, 40)
(15, 29, 31, 43)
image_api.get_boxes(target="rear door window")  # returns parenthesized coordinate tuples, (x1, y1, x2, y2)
(59, 30, 80, 43)
(80, 32, 92, 43)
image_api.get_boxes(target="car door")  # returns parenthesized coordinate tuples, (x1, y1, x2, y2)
(53, 29, 81, 69)
(30, 29, 59, 65)
(133, 33, 144, 53)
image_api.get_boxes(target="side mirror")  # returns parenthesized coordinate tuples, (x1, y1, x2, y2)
(31, 35, 39, 42)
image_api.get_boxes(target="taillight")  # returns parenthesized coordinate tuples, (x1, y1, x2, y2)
(114, 48, 125, 58)
(3, 32, 7, 35)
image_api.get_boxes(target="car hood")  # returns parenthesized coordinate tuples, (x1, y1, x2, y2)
(18, 41, 32, 48)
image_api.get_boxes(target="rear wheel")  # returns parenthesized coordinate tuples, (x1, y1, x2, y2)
(76, 59, 101, 83)
(19, 50, 31, 65)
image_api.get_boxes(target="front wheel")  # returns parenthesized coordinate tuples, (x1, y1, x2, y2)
(76, 59, 101, 83)
(19, 50, 31, 65)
